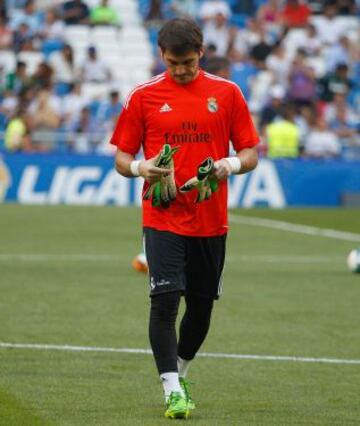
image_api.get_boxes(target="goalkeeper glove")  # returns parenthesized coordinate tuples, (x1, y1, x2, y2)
(179, 157, 218, 203)
(143, 144, 179, 208)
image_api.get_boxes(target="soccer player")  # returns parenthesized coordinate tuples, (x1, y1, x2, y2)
(110, 18, 259, 419)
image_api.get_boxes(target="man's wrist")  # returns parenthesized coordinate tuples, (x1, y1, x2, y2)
(224, 157, 241, 174)
(130, 160, 141, 177)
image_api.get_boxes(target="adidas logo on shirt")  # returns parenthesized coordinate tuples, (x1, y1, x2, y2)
(159, 103, 172, 113)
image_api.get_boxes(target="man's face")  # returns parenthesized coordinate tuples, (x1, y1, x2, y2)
(161, 49, 203, 85)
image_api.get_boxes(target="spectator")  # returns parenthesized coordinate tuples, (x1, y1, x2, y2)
(12, 22, 34, 53)
(170, 0, 199, 18)
(49, 44, 76, 94)
(280, 0, 311, 28)
(90, 0, 120, 26)
(259, 84, 285, 133)
(4, 107, 32, 152)
(95, 89, 122, 131)
(30, 61, 53, 89)
(145, 0, 164, 23)
(6, 61, 29, 94)
(198, 0, 231, 22)
(266, 103, 300, 158)
(68, 106, 100, 152)
(79, 46, 112, 83)
(312, 4, 343, 45)
(304, 117, 341, 158)
(0, 16, 11, 49)
(288, 49, 316, 107)
(250, 27, 273, 67)
(292, 23, 322, 58)
(266, 42, 291, 84)
(335, 0, 357, 15)
(39, 8, 65, 42)
(27, 85, 61, 149)
(323, 92, 358, 123)
(62, 0, 90, 25)
(0, 89, 19, 121)
(248, 62, 275, 114)
(10, 0, 42, 36)
(203, 12, 237, 56)
(256, 0, 282, 28)
(295, 104, 314, 147)
(329, 105, 359, 146)
(325, 35, 353, 74)
(61, 82, 87, 128)
(318, 63, 353, 102)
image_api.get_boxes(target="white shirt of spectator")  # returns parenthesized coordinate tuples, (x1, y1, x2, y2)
(49, 51, 76, 84)
(80, 58, 110, 83)
(42, 20, 65, 40)
(198, 0, 231, 20)
(266, 52, 291, 85)
(203, 19, 233, 56)
(305, 130, 341, 157)
(311, 16, 344, 45)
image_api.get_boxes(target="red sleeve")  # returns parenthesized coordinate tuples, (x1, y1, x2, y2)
(110, 89, 144, 155)
(230, 85, 259, 152)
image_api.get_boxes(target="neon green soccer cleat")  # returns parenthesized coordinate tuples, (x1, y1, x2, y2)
(179, 378, 195, 410)
(164, 391, 190, 419)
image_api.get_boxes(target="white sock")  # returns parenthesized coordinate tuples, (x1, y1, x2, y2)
(160, 372, 184, 402)
(177, 356, 192, 378)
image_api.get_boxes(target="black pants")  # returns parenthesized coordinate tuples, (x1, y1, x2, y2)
(145, 228, 226, 374)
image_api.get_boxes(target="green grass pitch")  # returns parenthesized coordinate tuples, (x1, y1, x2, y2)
(1, 205, 360, 425)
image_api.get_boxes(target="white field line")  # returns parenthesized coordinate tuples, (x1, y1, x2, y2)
(229, 214, 360, 243)
(0, 254, 344, 264)
(0, 254, 120, 261)
(0, 342, 359, 365)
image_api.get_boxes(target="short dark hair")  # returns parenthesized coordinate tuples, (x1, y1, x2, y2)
(158, 18, 203, 55)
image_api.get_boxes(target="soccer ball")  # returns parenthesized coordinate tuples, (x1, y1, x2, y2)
(347, 249, 360, 273)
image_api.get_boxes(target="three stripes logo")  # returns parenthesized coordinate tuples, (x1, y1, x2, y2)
(159, 103, 172, 113)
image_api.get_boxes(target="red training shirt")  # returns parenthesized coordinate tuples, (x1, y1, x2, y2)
(111, 69, 258, 237)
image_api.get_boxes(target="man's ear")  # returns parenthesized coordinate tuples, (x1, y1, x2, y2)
(199, 47, 205, 59)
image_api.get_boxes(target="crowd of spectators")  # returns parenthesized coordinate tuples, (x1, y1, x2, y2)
(0, 0, 359, 159)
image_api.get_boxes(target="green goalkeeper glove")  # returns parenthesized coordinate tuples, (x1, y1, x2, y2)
(143, 144, 179, 208)
(179, 157, 218, 203)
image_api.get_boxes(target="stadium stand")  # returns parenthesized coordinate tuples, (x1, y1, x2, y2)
(0, 0, 359, 157)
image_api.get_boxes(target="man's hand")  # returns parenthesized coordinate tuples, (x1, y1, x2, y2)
(139, 157, 171, 184)
(179, 157, 218, 203)
(213, 158, 233, 180)
(143, 144, 179, 208)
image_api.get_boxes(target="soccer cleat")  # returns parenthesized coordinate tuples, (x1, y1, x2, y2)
(131, 253, 148, 274)
(179, 377, 195, 410)
(164, 391, 189, 419)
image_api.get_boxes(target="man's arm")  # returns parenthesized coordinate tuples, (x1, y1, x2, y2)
(213, 146, 258, 181)
(115, 149, 171, 183)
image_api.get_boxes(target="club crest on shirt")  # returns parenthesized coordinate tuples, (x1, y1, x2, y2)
(207, 97, 218, 113)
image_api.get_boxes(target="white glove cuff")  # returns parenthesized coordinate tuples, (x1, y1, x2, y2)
(224, 157, 241, 174)
(130, 160, 141, 177)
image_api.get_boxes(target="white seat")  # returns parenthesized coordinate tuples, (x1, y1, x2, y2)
(81, 82, 111, 101)
(64, 25, 91, 43)
(90, 26, 121, 43)
(0, 50, 16, 72)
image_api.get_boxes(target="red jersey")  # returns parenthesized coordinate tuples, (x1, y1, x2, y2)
(111, 70, 258, 236)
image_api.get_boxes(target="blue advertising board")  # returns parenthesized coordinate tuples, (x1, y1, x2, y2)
(0, 153, 359, 207)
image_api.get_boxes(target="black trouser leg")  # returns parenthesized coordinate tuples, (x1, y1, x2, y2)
(149, 291, 182, 374)
(178, 294, 214, 361)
